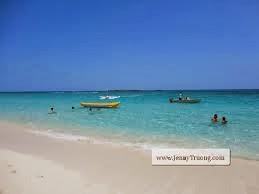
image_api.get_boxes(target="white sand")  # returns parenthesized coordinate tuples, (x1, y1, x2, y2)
(0, 149, 118, 194)
(0, 121, 259, 194)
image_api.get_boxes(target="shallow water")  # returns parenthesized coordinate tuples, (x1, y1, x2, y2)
(0, 90, 259, 159)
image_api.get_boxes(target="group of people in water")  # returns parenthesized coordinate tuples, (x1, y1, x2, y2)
(48, 106, 100, 114)
(178, 93, 190, 101)
(169, 93, 191, 102)
(211, 114, 228, 124)
(49, 93, 228, 125)
(49, 107, 228, 125)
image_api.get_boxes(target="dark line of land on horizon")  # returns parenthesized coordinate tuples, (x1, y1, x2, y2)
(0, 89, 259, 93)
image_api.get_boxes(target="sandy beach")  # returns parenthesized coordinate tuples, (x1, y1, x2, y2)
(0, 121, 259, 194)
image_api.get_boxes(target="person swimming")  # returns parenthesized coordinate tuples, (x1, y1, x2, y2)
(72, 106, 75, 110)
(222, 116, 228, 124)
(48, 107, 56, 114)
(211, 114, 218, 122)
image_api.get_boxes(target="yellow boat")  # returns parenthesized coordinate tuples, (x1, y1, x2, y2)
(80, 102, 120, 108)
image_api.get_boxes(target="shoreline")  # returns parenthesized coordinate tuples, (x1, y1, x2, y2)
(0, 119, 258, 161)
(1, 120, 259, 194)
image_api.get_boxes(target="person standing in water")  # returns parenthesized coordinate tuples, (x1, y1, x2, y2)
(179, 93, 182, 100)
(211, 114, 218, 122)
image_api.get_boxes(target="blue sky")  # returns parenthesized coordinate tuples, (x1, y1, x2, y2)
(0, 0, 259, 91)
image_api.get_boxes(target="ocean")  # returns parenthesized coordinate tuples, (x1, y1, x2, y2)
(0, 90, 259, 159)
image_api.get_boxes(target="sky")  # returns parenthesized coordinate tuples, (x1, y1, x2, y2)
(0, 0, 259, 91)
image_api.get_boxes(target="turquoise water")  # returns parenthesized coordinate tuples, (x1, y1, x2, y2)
(0, 90, 259, 159)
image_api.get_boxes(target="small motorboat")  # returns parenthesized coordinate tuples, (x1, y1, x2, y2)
(169, 98, 201, 104)
(80, 102, 120, 108)
(99, 96, 120, 100)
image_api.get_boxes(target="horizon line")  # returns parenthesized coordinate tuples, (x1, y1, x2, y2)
(1, 88, 259, 93)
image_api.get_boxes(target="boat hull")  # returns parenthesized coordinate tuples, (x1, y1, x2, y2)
(169, 99, 201, 104)
(80, 102, 120, 108)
